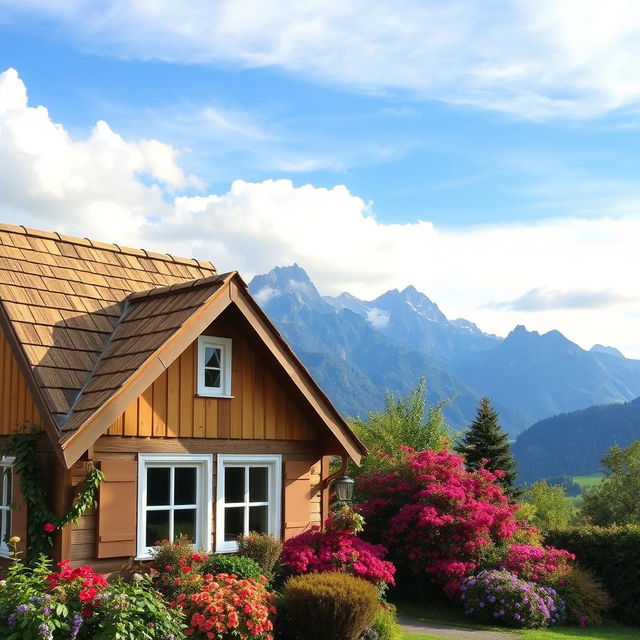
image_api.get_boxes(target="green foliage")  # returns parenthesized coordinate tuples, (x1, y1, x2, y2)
(201, 553, 264, 581)
(521, 480, 575, 530)
(455, 396, 520, 499)
(579, 441, 640, 526)
(371, 603, 402, 640)
(237, 532, 282, 581)
(1, 428, 104, 561)
(351, 379, 451, 478)
(549, 566, 609, 627)
(282, 573, 379, 640)
(544, 525, 640, 624)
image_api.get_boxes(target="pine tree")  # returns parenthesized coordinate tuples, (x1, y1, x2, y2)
(455, 396, 520, 499)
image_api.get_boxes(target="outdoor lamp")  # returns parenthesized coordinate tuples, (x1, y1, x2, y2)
(332, 474, 355, 504)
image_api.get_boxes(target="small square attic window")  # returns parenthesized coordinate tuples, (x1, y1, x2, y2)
(197, 336, 232, 397)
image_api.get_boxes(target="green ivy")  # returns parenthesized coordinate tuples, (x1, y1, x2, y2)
(1, 426, 105, 561)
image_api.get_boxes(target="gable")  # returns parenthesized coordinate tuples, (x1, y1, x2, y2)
(0, 328, 43, 434)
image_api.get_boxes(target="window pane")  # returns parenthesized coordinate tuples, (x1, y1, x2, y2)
(249, 467, 268, 502)
(174, 467, 197, 505)
(4, 510, 10, 544)
(146, 510, 170, 546)
(5, 472, 10, 508)
(147, 468, 170, 506)
(224, 506, 245, 541)
(205, 347, 221, 368)
(204, 368, 221, 388)
(249, 505, 268, 534)
(225, 467, 245, 502)
(174, 509, 196, 542)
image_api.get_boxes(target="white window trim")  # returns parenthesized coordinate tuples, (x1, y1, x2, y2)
(136, 454, 212, 560)
(197, 336, 233, 398)
(216, 454, 282, 553)
(0, 456, 15, 558)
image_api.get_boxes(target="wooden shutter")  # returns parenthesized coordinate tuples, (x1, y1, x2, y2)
(97, 460, 137, 558)
(11, 471, 28, 557)
(283, 460, 312, 540)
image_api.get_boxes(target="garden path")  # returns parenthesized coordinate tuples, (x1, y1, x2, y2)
(399, 616, 518, 639)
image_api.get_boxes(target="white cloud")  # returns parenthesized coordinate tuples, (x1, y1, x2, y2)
(2, 68, 640, 358)
(6, 0, 640, 118)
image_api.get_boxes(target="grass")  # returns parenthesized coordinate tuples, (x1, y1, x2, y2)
(572, 473, 603, 488)
(396, 596, 640, 640)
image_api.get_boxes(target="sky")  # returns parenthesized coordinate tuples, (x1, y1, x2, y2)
(1, 1, 640, 356)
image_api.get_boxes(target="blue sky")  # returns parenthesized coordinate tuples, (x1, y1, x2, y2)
(1, 1, 640, 356)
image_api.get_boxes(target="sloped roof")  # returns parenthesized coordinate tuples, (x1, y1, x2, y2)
(0, 224, 366, 468)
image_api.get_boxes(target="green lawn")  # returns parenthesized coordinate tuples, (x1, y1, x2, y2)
(396, 597, 640, 640)
(572, 473, 603, 488)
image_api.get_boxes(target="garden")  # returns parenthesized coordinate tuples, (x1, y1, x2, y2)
(2, 387, 640, 640)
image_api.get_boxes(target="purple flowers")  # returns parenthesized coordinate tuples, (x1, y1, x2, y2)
(70, 613, 84, 639)
(7, 613, 17, 629)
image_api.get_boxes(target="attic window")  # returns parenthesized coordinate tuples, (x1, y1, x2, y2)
(197, 336, 232, 397)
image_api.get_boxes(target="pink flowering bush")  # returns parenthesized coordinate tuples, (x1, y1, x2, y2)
(356, 447, 529, 597)
(281, 510, 395, 587)
(498, 544, 575, 582)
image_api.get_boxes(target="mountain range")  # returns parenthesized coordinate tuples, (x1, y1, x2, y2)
(248, 265, 640, 438)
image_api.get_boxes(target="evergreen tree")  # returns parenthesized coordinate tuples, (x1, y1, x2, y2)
(455, 396, 520, 499)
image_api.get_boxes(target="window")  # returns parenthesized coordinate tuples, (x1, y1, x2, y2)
(137, 454, 212, 559)
(216, 455, 281, 553)
(0, 458, 14, 557)
(197, 336, 232, 397)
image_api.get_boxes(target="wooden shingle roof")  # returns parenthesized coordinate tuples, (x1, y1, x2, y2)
(0, 223, 216, 429)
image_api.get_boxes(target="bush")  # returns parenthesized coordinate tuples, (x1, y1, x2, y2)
(497, 544, 575, 582)
(237, 533, 282, 580)
(201, 554, 264, 581)
(460, 569, 565, 629)
(356, 447, 528, 597)
(371, 603, 402, 640)
(550, 566, 609, 627)
(281, 510, 395, 588)
(545, 525, 639, 624)
(282, 573, 378, 640)
(173, 572, 275, 639)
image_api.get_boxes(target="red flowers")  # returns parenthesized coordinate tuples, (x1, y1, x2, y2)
(499, 545, 575, 582)
(43, 522, 56, 533)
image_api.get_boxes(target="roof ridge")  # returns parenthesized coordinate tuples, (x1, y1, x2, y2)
(0, 222, 216, 271)
(129, 272, 234, 301)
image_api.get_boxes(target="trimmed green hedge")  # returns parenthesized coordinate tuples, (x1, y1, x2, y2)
(544, 525, 640, 624)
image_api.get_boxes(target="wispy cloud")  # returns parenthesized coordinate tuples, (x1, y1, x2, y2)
(5, 1, 640, 119)
(489, 288, 635, 311)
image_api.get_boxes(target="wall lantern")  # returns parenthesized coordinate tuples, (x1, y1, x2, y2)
(332, 474, 355, 505)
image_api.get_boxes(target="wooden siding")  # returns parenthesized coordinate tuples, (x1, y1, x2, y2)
(0, 329, 42, 434)
(68, 441, 323, 571)
(104, 314, 317, 442)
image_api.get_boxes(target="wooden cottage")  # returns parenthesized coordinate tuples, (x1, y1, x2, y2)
(0, 223, 365, 571)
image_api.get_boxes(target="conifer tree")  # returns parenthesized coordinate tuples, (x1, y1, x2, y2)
(455, 396, 520, 499)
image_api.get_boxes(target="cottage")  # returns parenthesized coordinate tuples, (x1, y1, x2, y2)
(0, 223, 365, 572)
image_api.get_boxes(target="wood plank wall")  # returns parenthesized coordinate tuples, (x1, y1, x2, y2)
(0, 329, 42, 434)
(68, 443, 323, 571)
(105, 315, 317, 441)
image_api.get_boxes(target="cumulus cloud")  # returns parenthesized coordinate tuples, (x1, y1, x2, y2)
(5, 0, 640, 118)
(2, 69, 640, 357)
(490, 288, 635, 311)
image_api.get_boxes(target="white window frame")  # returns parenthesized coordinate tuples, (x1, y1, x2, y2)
(0, 457, 14, 558)
(216, 454, 282, 553)
(137, 454, 212, 560)
(197, 336, 233, 397)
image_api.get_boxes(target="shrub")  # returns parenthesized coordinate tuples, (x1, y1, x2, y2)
(497, 544, 575, 582)
(549, 566, 609, 627)
(200, 554, 264, 581)
(282, 573, 378, 640)
(281, 511, 395, 588)
(237, 533, 282, 580)
(545, 525, 640, 624)
(371, 603, 402, 640)
(460, 569, 565, 629)
(356, 447, 528, 597)
(172, 572, 275, 639)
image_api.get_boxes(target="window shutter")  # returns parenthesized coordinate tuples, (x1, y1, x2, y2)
(97, 460, 137, 558)
(283, 461, 312, 540)
(11, 472, 28, 556)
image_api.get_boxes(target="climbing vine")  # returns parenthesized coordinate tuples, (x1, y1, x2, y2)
(1, 426, 105, 561)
